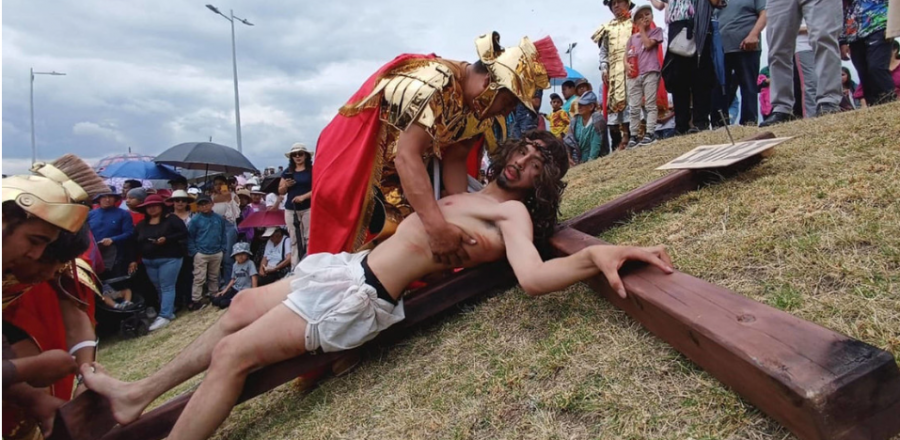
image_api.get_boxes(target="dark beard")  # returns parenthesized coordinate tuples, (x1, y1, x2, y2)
(496, 172, 511, 190)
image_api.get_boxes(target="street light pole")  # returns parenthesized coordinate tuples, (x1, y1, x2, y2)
(229, 9, 243, 154)
(565, 42, 578, 68)
(30, 68, 66, 165)
(206, 4, 253, 153)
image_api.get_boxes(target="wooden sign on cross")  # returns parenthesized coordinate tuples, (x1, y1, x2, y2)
(48, 132, 900, 440)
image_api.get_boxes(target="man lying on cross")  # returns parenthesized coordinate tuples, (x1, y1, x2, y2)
(82, 131, 674, 440)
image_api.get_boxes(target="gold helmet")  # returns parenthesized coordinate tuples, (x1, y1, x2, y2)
(473, 32, 567, 117)
(2, 162, 92, 233)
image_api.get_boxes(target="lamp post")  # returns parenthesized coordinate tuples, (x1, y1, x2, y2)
(30, 68, 66, 165)
(565, 42, 578, 68)
(206, 4, 253, 153)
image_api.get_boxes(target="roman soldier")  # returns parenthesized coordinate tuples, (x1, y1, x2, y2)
(592, 0, 636, 149)
(309, 32, 566, 262)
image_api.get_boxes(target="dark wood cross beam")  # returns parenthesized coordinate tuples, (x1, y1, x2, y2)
(48, 132, 900, 440)
(550, 228, 900, 440)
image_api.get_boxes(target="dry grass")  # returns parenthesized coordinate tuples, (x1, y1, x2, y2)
(99, 103, 900, 439)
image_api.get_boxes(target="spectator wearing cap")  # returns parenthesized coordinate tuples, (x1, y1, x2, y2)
(187, 195, 227, 311)
(88, 186, 134, 277)
(211, 242, 258, 309)
(278, 143, 313, 266)
(133, 195, 189, 331)
(626, 4, 665, 147)
(257, 227, 292, 286)
(168, 189, 195, 310)
(564, 91, 608, 163)
(125, 188, 147, 225)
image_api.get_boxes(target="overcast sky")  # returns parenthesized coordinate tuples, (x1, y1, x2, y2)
(1, 0, 625, 176)
(1, 1, 855, 177)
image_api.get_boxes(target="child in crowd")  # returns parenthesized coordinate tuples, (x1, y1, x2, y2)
(626, 4, 663, 148)
(187, 195, 227, 311)
(211, 243, 258, 309)
(101, 284, 134, 310)
(548, 93, 571, 139)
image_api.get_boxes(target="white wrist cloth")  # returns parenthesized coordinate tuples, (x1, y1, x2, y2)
(69, 340, 98, 355)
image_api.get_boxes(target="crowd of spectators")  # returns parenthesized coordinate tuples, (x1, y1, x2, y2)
(504, 0, 898, 167)
(84, 144, 315, 331)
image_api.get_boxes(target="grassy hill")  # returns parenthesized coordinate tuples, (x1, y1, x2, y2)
(98, 102, 900, 439)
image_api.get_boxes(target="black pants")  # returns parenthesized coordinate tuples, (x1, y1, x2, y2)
(664, 20, 715, 133)
(211, 287, 239, 309)
(850, 30, 897, 106)
(175, 256, 192, 311)
(258, 270, 287, 287)
(724, 51, 762, 125)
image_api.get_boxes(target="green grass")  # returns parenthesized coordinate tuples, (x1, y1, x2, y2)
(99, 102, 900, 439)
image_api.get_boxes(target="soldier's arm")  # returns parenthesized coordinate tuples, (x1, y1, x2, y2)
(441, 139, 475, 196)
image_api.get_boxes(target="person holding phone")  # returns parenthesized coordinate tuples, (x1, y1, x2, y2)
(133, 195, 189, 331)
(278, 143, 313, 266)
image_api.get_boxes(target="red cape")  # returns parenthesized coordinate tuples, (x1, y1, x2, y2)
(308, 54, 436, 255)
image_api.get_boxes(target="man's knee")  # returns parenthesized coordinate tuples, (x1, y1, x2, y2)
(210, 335, 257, 375)
(220, 292, 256, 333)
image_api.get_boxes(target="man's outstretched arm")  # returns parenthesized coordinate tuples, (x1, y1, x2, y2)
(497, 202, 673, 297)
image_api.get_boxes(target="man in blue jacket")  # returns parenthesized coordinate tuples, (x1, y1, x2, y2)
(187, 195, 227, 311)
(87, 187, 134, 277)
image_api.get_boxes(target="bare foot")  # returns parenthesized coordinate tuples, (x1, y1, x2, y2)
(80, 363, 148, 425)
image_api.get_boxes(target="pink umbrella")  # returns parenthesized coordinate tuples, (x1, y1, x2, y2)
(238, 209, 286, 229)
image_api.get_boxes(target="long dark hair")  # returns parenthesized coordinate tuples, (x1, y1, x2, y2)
(286, 151, 313, 173)
(841, 66, 857, 90)
(486, 130, 569, 247)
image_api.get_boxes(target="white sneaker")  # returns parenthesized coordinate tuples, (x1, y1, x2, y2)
(149, 317, 171, 332)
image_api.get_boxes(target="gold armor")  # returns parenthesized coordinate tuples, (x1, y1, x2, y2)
(338, 58, 504, 249)
(2, 173, 89, 234)
(333, 33, 560, 250)
(592, 17, 634, 113)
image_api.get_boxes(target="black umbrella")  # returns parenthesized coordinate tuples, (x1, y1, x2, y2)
(154, 142, 258, 174)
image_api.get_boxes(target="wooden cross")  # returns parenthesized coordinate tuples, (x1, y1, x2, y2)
(49, 132, 900, 440)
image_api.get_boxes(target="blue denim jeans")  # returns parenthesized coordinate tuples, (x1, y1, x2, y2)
(220, 224, 238, 289)
(144, 257, 183, 320)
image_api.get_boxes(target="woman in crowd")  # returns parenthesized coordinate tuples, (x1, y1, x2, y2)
(167, 189, 194, 311)
(278, 143, 313, 265)
(564, 91, 608, 163)
(168, 190, 193, 226)
(841, 66, 862, 110)
(133, 195, 188, 331)
(211, 175, 241, 288)
(257, 227, 293, 286)
(657, 0, 727, 133)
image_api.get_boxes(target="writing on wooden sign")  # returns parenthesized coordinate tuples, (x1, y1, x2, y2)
(657, 137, 791, 170)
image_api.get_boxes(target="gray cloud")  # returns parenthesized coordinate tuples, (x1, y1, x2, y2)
(4, 0, 626, 176)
